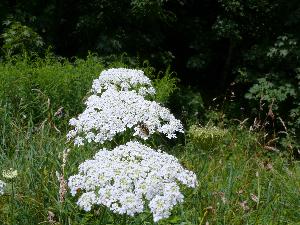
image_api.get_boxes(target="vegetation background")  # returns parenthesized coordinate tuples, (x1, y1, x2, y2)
(0, 0, 299, 224)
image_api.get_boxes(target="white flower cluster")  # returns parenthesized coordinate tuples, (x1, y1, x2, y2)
(67, 68, 197, 222)
(91, 68, 155, 96)
(68, 141, 197, 222)
(67, 69, 183, 146)
(2, 168, 18, 179)
(0, 180, 5, 195)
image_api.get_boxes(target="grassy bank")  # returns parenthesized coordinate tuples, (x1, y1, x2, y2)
(0, 121, 299, 224)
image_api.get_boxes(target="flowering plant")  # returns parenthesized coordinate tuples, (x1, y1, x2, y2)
(2, 168, 18, 179)
(69, 141, 197, 222)
(67, 68, 197, 222)
(91, 68, 156, 96)
(67, 69, 183, 146)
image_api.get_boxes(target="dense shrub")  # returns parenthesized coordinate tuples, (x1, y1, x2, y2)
(0, 54, 103, 127)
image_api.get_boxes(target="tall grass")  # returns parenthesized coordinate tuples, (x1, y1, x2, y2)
(0, 115, 299, 224)
(0, 54, 105, 128)
(182, 128, 300, 224)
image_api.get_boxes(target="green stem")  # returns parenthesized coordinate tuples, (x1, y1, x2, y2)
(11, 180, 15, 225)
(257, 173, 261, 209)
(122, 214, 127, 225)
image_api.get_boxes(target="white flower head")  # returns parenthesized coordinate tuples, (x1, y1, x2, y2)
(91, 68, 155, 96)
(67, 88, 183, 146)
(0, 180, 5, 195)
(2, 168, 18, 179)
(68, 141, 197, 222)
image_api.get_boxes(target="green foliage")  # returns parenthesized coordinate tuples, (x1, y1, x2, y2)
(131, 0, 177, 20)
(212, 16, 241, 40)
(1, 19, 44, 57)
(152, 66, 179, 103)
(1, 0, 299, 102)
(240, 33, 300, 148)
(169, 87, 205, 126)
(245, 77, 296, 110)
(181, 127, 300, 224)
(0, 54, 104, 128)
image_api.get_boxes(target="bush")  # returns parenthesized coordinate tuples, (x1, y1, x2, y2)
(1, 19, 44, 57)
(0, 54, 103, 127)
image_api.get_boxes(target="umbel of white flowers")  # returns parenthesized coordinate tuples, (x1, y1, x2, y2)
(67, 68, 197, 222)
(67, 68, 183, 146)
(68, 141, 197, 222)
(91, 68, 156, 96)
(0, 180, 5, 195)
(67, 88, 184, 145)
